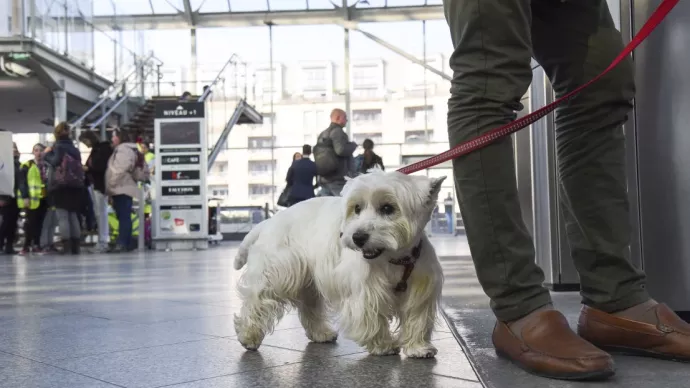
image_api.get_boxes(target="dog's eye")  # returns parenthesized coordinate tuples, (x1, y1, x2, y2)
(379, 204, 395, 215)
(354, 204, 362, 215)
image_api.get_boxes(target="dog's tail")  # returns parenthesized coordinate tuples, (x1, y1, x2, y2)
(233, 221, 265, 270)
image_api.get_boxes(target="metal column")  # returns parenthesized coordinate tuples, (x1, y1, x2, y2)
(342, 0, 352, 137)
(10, 0, 23, 36)
(190, 28, 198, 93)
(628, 0, 690, 315)
(529, 68, 579, 291)
(53, 81, 67, 126)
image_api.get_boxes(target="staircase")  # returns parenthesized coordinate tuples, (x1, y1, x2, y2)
(118, 96, 263, 158)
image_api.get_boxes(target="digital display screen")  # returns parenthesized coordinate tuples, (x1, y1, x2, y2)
(159, 121, 201, 145)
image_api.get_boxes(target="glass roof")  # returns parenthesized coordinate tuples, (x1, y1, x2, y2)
(93, 0, 442, 16)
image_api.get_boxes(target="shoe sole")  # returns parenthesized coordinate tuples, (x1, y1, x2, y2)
(599, 345, 690, 363)
(495, 349, 615, 381)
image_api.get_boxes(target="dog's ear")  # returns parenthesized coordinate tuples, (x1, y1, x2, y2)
(428, 176, 446, 201)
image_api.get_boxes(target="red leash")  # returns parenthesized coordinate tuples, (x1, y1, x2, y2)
(398, 0, 680, 175)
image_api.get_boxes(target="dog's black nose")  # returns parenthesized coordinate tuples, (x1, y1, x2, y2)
(352, 231, 369, 247)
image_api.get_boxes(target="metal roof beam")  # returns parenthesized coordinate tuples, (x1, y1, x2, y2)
(89, 5, 444, 30)
(182, 0, 195, 26)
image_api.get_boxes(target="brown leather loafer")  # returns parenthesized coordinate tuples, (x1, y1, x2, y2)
(493, 310, 614, 381)
(578, 304, 690, 362)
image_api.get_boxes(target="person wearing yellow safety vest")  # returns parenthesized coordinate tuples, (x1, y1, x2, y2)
(137, 140, 155, 216)
(17, 143, 48, 254)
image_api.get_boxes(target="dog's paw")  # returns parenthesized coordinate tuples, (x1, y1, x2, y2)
(307, 328, 339, 343)
(368, 345, 401, 356)
(404, 343, 438, 359)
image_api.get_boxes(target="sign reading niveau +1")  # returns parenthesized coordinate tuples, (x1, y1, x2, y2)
(154, 102, 205, 119)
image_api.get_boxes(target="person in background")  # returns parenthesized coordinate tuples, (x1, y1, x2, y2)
(17, 143, 48, 255)
(138, 140, 155, 171)
(38, 158, 58, 255)
(106, 129, 150, 252)
(43, 122, 85, 255)
(0, 142, 22, 255)
(292, 152, 302, 162)
(443, 193, 454, 235)
(315, 109, 357, 197)
(179, 91, 192, 102)
(353, 138, 384, 175)
(80, 130, 113, 253)
(286, 144, 317, 206)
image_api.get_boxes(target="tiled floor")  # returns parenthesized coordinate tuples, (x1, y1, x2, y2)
(439, 236, 690, 388)
(0, 237, 480, 388)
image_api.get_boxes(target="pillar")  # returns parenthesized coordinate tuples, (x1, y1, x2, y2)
(190, 28, 198, 94)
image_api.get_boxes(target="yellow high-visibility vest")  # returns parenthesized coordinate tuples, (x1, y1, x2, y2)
(17, 161, 44, 210)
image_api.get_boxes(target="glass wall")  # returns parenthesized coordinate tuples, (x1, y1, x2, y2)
(24, 0, 453, 211)
(0, 0, 152, 82)
(184, 18, 454, 208)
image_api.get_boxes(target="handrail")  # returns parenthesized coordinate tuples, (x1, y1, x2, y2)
(70, 52, 161, 129)
(88, 65, 159, 130)
(198, 53, 243, 102)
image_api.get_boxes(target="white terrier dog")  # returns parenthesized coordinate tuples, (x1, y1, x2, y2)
(233, 170, 445, 358)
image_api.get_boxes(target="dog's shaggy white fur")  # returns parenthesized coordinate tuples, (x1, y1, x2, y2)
(233, 170, 445, 358)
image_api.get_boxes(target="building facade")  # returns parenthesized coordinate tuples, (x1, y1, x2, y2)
(199, 54, 456, 209)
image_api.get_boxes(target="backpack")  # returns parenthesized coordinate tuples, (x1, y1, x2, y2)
(53, 152, 85, 189)
(313, 128, 340, 177)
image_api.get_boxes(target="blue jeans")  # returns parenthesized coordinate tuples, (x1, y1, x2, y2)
(446, 213, 454, 234)
(112, 194, 133, 249)
(317, 181, 346, 197)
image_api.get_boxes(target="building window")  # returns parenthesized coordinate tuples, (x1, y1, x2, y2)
(255, 68, 280, 94)
(404, 105, 434, 126)
(404, 130, 431, 143)
(302, 67, 327, 91)
(248, 136, 275, 149)
(248, 160, 276, 175)
(353, 132, 383, 146)
(248, 184, 275, 196)
(261, 112, 276, 127)
(352, 65, 380, 90)
(209, 186, 229, 197)
(210, 161, 228, 175)
(352, 109, 382, 126)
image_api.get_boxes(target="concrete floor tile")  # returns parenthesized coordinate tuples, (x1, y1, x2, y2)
(0, 351, 120, 388)
(342, 337, 478, 382)
(0, 317, 210, 362)
(166, 357, 481, 388)
(51, 337, 308, 388)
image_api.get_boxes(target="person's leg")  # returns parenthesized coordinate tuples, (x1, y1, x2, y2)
(443, 0, 615, 380)
(4, 202, 19, 253)
(0, 204, 14, 252)
(22, 208, 37, 252)
(55, 208, 71, 254)
(444, 0, 550, 323)
(40, 208, 56, 251)
(326, 181, 346, 197)
(84, 188, 96, 232)
(94, 191, 109, 251)
(113, 195, 133, 250)
(68, 211, 81, 254)
(121, 196, 133, 249)
(531, 0, 649, 314)
(532, 0, 690, 361)
(34, 200, 47, 248)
